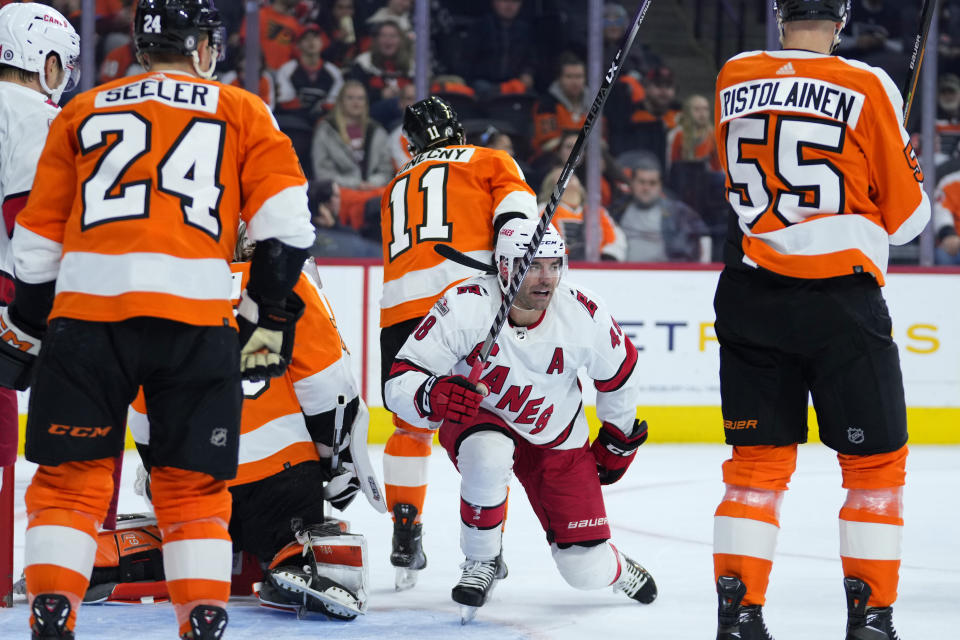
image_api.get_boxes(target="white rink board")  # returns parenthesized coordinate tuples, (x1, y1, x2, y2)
(315, 264, 960, 408)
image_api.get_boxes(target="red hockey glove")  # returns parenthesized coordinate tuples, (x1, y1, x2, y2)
(415, 375, 483, 425)
(591, 419, 648, 485)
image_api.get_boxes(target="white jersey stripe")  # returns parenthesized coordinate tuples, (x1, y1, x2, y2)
(293, 357, 359, 416)
(246, 184, 316, 249)
(11, 223, 63, 284)
(237, 412, 312, 466)
(56, 252, 233, 300)
(380, 250, 493, 310)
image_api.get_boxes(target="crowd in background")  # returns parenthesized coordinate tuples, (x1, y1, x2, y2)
(15, 0, 960, 265)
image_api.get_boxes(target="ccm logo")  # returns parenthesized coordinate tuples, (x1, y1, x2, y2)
(48, 424, 112, 438)
(724, 419, 758, 430)
(567, 517, 607, 529)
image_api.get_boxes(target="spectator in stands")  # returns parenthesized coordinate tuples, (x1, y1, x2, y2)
(348, 20, 413, 105)
(540, 168, 626, 261)
(458, 0, 538, 95)
(618, 153, 710, 263)
(603, 3, 654, 77)
(99, 40, 142, 84)
(477, 125, 516, 156)
(50, 0, 81, 33)
(311, 80, 393, 228)
(667, 94, 720, 171)
(529, 128, 578, 193)
(610, 65, 681, 166)
(220, 50, 275, 110)
(934, 166, 960, 265)
(315, 0, 363, 67)
(938, 73, 960, 158)
(366, 0, 412, 35)
(308, 180, 381, 258)
(835, 0, 914, 86)
(386, 82, 417, 171)
(276, 24, 344, 124)
(532, 53, 590, 153)
(243, 0, 304, 71)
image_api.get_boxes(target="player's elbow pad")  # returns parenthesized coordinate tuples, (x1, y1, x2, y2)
(247, 238, 310, 303)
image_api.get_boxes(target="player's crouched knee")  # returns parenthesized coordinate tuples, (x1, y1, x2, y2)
(551, 541, 614, 591)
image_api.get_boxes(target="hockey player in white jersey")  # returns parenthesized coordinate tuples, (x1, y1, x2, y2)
(385, 218, 657, 622)
(0, 2, 78, 500)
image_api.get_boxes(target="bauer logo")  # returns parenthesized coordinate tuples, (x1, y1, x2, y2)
(567, 517, 608, 529)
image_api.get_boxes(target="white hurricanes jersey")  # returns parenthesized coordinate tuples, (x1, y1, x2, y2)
(0, 81, 59, 278)
(384, 274, 641, 449)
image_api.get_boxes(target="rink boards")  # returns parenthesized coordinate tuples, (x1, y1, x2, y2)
(14, 262, 960, 449)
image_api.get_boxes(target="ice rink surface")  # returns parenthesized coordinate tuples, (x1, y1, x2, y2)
(1, 444, 956, 638)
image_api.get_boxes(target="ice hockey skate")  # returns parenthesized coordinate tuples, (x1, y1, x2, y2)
(844, 577, 901, 640)
(716, 576, 774, 640)
(613, 554, 658, 604)
(181, 604, 227, 640)
(451, 553, 508, 624)
(31, 593, 73, 639)
(391, 503, 427, 590)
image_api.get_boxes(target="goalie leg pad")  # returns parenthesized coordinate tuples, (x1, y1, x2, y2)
(86, 514, 168, 603)
(258, 524, 369, 619)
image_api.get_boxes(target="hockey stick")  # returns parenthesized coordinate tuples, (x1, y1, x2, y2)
(901, 0, 938, 126)
(465, 0, 654, 383)
(433, 244, 497, 275)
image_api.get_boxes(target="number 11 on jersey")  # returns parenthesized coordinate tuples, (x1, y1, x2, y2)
(387, 164, 451, 260)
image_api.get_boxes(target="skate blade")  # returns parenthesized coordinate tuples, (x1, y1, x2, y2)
(395, 567, 420, 591)
(459, 604, 480, 625)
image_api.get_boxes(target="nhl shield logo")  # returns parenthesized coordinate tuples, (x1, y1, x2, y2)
(210, 427, 228, 447)
(847, 427, 865, 445)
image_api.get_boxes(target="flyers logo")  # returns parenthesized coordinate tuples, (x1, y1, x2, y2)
(903, 143, 923, 183)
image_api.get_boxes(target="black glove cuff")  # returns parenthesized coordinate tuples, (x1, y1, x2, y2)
(12, 280, 55, 334)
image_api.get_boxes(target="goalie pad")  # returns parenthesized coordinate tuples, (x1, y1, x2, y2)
(84, 514, 170, 604)
(254, 522, 369, 620)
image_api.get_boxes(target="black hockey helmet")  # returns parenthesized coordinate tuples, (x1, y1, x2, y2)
(403, 96, 466, 155)
(134, 0, 224, 60)
(775, 0, 849, 25)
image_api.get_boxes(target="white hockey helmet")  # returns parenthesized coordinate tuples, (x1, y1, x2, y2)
(0, 3, 80, 104)
(494, 217, 567, 294)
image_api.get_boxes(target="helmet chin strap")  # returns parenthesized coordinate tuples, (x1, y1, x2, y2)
(191, 49, 217, 79)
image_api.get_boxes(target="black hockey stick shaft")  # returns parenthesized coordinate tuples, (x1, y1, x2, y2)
(901, 0, 937, 127)
(434, 243, 497, 275)
(466, 0, 654, 383)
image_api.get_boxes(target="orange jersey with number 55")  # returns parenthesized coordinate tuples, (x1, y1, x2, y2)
(715, 50, 930, 284)
(13, 70, 315, 328)
(379, 145, 537, 327)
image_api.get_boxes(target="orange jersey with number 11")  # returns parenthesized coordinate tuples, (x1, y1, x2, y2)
(715, 50, 930, 284)
(379, 145, 537, 327)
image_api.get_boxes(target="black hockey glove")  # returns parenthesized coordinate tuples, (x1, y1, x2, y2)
(236, 289, 305, 381)
(0, 304, 44, 391)
(591, 419, 648, 485)
(415, 375, 483, 425)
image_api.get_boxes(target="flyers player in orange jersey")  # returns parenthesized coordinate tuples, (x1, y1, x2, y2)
(379, 96, 537, 590)
(115, 228, 386, 620)
(711, 2, 930, 639)
(0, 1, 316, 638)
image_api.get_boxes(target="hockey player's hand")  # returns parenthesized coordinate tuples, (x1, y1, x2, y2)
(237, 289, 305, 381)
(415, 375, 483, 425)
(324, 464, 361, 511)
(591, 420, 648, 485)
(0, 305, 44, 391)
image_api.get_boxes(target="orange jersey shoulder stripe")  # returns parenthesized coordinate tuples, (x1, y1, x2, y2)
(379, 145, 537, 327)
(715, 51, 929, 283)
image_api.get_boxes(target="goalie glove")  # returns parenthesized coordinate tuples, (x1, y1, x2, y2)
(414, 375, 483, 425)
(591, 419, 648, 485)
(236, 289, 305, 381)
(324, 465, 362, 511)
(0, 305, 44, 391)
